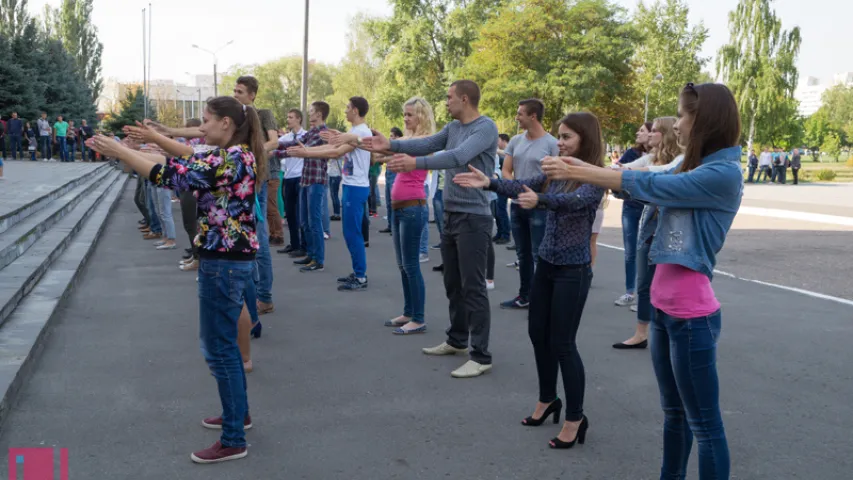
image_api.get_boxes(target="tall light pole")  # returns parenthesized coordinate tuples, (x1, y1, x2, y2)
(300, 0, 309, 128)
(192, 40, 234, 97)
(644, 73, 664, 123)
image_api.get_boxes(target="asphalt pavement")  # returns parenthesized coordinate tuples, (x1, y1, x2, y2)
(1, 188, 851, 479)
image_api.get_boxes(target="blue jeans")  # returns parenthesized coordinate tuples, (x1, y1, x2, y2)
(68, 139, 77, 161)
(156, 187, 176, 239)
(145, 181, 162, 234)
(432, 189, 444, 238)
(621, 201, 643, 294)
(635, 240, 656, 324)
(420, 184, 430, 255)
(393, 206, 426, 323)
(329, 176, 342, 215)
(342, 185, 370, 277)
(255, 182, 274, 304)
(57, 136, 68, 162)
(9, 135, 22, 159)
(494, 194, 511, 240)
(510, 204, 547, 301)
(81, 142, 89, 161)
(39, 136, 51, 159)
(323, 182, 331, 235)
(198, 258, 253, 448)
(300, 183, 326, 265)
(385, 172, 396, 229)
(651, 310, 729, 479)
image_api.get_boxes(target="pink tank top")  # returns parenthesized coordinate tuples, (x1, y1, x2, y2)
(391, 170, 427, 202)
(651, 264, 720, 319)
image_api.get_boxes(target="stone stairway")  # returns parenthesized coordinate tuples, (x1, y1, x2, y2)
(0, 161, 129, 428)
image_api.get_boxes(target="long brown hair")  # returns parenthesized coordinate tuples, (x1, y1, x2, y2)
(553, 112, 605, 193)
(651, 117, 682, 166)
(635, 121, 654, 153)
(206, 96, 268, 183)
(677, 83, 741, 173)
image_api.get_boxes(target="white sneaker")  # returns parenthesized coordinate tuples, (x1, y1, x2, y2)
(486, 280, 495, 290)
(324, 232, 330, 240)
(419, 254, 429, 263)
(630, 304, 638, 312)
(422, 342, 467, 356)
(614, 293, 636, 307)
(451, 360, 492, 378)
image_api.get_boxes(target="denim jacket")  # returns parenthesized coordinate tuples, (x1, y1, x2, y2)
(620, 146, 743, 279)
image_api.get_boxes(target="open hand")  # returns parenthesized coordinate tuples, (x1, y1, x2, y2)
(89, 134, 126, 158)
(319, 129, 341, 142)
(124, 121, 160, 144)
(516, 185, 539, 209)
(361, 129, 389, 152)
(542, 156, 575, 180)
(286, 141, 307, 157)
(452, 165, 490, 189)
(387, 154, 416, 173)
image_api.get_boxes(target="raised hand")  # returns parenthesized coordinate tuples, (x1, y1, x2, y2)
(285, 141, 307, 157)
(387, 154, 417, 173)
(516, 185, 539, 209)
(143, 119, 170, 135)
(124, 121, 160, 144)
(89, 134, 126, 158)
(452, 164, 490, 189)
(542, 156, 574, 180)
(361, 129, 389, 152)
(319, 129, 340, 142)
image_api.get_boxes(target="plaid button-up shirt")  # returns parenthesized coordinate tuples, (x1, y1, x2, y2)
(271, 124, 328, 186)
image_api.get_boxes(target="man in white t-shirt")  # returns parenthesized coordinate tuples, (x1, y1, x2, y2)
(278, 108, 307, 255)
(285, 96, 373, 291)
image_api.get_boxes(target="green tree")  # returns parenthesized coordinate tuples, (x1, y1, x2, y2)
(56, 0, 104, 102)
(460, 0, 639, 139)
(820, 131, 841, 162)
(328, 14, 394, 134)
(219, 57, 336, 127)
(103, 87, 156, 136)
(632, 0, 709, 122)
(803, 109, 833, 161)
(819, 84, 853, 145)
(0, 0, 30, 37)
(367, 0, 505, 125)
(716, 0, 801, 151)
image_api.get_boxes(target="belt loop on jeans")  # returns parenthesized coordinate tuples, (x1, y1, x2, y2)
(392, 199, 426, 210)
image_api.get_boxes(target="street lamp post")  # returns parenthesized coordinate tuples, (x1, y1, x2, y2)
(300, 0, 310, 129)
(192, 40, 234, 97)
(644, 73, 664, 123)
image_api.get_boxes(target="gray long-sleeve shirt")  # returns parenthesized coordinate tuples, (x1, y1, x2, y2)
(389, 115, 498, 216)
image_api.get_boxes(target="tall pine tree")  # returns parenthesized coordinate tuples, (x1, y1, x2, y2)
(57, 0, 104, 102)
(103, 88, 157, 136)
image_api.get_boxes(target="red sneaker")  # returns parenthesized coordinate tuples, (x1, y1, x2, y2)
(190, 441, 247, 464)
(202, 414, 253, 430)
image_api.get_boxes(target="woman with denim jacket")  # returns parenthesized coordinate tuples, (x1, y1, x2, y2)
(454, 112, 605, 450)
(613, 117, 684, 350)
(87, 96, 267, 464)
(542, 83, 742, 479)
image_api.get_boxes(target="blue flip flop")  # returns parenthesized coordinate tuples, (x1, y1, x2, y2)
(392, 325, 427, 335)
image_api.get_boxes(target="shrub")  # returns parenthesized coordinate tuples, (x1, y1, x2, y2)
(845, 155, 853, 168)
(816, 169, 837, 181)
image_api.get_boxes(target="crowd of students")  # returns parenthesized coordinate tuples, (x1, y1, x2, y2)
(0, 112, 97, 162)
(84, 74, 743, 480)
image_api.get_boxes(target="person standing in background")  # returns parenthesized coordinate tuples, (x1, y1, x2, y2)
(24, 122, 37, 161)
(67, 121, 78, 162)
(278, 109, 307, 255)
(37, 112, 52, 161)
(53, 115, 69, 162)
(7, 112, 23, 160)
(80, 120, 95, 161)
(746, 149, 758, 183)
(757, 147, 772, 182)
(791, 148, 802, 185)
(493, 133, 512, 245)
(379, 127, 404, 234)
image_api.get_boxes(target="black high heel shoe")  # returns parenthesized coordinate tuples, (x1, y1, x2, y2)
(549, 415, 588, 449)
(250, 322, 262, 339)
(521, 398, 562, 426)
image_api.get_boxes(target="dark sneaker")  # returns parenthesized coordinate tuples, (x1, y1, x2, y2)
(433, 264, 444, 272)
(276, 245, 295, 254)
(379, 228, 391, 234)
(500, 296, 529, 309)
(190, 441, 247, 464)
(494, 238, 510, 245)
(288, 249, 307, 258)
(202, 414, 253, 430)
(300, 262, 324, 272)
(338, 277, 368, 291)
(337, 273, 357, 283)
(293, 257, 313, 265)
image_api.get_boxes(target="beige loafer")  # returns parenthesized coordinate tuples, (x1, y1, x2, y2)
(422, 342, 467, 356)
(451, 360, 492, 378)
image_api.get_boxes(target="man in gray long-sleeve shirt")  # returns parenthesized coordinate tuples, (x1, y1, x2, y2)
(364, 80, 498, 378)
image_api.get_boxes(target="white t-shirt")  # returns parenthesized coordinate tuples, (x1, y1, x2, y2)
(279, 129, 306, 179)
(341, 123, 372, 187)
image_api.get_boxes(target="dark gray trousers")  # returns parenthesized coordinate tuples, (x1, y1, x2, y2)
(179, 190, 198, 256)
(134, 176, 150, 225)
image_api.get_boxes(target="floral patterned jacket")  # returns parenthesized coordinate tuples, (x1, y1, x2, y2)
(149, 144, 259, 260)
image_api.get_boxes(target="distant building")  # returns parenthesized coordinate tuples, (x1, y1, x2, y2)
(795, 72, 853, 117)
(97, 75, 216, 122)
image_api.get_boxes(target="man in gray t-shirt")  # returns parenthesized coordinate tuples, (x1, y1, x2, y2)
(500, 99, 559, 309)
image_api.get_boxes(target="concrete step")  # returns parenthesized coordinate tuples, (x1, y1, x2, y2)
(0, 167, 115, 271)
(0, 169, 125, 330)
(0, 162, 110, 235)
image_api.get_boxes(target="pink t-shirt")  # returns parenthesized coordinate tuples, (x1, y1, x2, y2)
(391, 170, 428, 202)
(651, 263, 720, 319)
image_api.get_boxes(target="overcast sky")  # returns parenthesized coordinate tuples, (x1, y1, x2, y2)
(28, 0, 853, 86)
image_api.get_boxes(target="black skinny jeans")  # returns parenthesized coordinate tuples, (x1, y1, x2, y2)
(528, 260, 592, 422)
(134, 176, 150, 225)
(179, 191, 198, 256)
